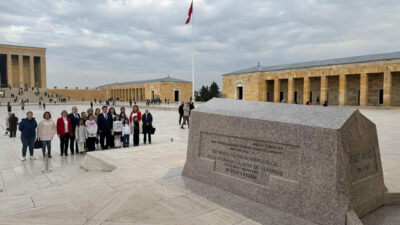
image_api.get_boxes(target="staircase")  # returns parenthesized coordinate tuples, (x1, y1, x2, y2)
(0, 87, 74, 104)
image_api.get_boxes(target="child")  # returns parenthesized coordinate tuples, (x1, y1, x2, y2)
(75, 118, 87, 153)
(113, 115, 123, 148)
(85, 114, 97, 151)
(122, 118, 131, 147)
(132, 116, 140, 146)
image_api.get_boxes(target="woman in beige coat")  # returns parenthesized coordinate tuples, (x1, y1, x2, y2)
(37, 112, 56, 158)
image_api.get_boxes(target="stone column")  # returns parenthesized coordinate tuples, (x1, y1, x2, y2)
(339, 73, 346, 106)
(359, 73, 368, 106)
(303, 76, 310, 104)
(6, 54, 13, 87)
(40, 56, 47, 88)
(18, 55, 24, 88)
(320, 76, 328, 105)
(273, 78, 280, 103)
(288, 77, 294, 104)
(383, 67, 392, 106)
(29, 56, 35, 88)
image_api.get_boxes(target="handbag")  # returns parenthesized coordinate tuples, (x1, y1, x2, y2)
(150, 127, 156, 135)
(34, 138, 43, 149)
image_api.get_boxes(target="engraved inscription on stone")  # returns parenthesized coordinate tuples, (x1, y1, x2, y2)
(350, 146, 378, 182)
(199, 132, 299, 186)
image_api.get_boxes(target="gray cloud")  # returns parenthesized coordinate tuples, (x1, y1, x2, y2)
(0, 0, 399, 90)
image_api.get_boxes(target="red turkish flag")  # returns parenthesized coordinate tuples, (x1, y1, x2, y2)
(185, 1, 193, 24)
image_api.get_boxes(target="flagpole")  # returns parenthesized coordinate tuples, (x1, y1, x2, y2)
(191, 1, 195, 102)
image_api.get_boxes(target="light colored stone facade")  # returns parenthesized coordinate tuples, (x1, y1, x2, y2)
(101, 79, 192, 103)
(47, 89, 106, 102)
(223, 59, 400, 106)
(0, 44, 46, 88)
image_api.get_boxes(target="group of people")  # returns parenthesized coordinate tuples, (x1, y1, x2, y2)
(12, 105, 154, 161)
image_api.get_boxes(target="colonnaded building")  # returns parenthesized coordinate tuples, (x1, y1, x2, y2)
(0, 44, 46, 88)
(99, 76, 192, 103)
(222, 52, 400, 106)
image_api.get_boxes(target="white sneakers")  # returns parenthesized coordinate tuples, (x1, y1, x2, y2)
(21, 156, 35, 161)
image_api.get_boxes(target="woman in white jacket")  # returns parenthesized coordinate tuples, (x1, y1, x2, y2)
(75, 118, 87, 153)
(85, 114, 98, 151)
(37, 112, 56, 158)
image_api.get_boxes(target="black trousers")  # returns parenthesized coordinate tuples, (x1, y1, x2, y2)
(179, 114, 183, 125)
(133, 133, 139, 146)
(99, 132, 111, 149)
(143, 132, 151, 144)
(86, 137, 96, 151)
(60, 134, 70, 155)
(9, 131, 16, 138)
(70, 135, 78, 153)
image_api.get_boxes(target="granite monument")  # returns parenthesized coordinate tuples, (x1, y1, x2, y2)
(182, 98, 386, 225)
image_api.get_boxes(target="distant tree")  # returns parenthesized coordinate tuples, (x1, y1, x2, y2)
(209, 82, 220, 99)
(194, 82, 220, 102)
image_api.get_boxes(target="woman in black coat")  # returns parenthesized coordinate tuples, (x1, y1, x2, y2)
(142, 109, 153, 144)
(8, 113, 18, 138)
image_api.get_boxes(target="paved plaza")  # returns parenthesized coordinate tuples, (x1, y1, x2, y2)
(0, 104, 399, 224)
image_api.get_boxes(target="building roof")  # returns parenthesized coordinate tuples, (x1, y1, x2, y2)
(100, 76, 191, 87)
(223, 51, 400, 76)
(0, 44, 46, 50)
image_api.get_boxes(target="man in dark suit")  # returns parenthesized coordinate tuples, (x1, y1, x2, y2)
(68, 106, 80, 154)
(97, 106, 113, 150)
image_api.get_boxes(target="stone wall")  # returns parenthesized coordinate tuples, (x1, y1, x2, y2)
(48, 89, 106, 102)
(101, 81, 192, 103)
(222, 59, 400, 106)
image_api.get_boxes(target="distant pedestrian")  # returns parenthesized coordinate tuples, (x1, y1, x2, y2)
(178, 101, 184, 125)
(19, 111, 37, 161)
(8, 113, 18, 138)
(90, 101, 93, 109)
(306, 101, 311, 106)
(323, 101, 328, 107)
(7, 102, 11, 112)
(181, 102, 190, 129)
(5, 112, 10, 136)
(43, 102, 46, 110)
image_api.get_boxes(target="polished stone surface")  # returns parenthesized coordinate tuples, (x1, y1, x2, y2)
(0, 103, 399, 224)
(183, 99, 385, 225)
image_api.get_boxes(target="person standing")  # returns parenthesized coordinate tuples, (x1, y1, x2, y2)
(181, 102, 190, 129)
(37, 112, 56, 158)
(129, 99, 132, 107)
(68, 106, 80, 154)
(85, 114, 98, 151)
(90, 101, 93, 109)
(8, 113, 18, 138)
(57, 110, 73, 156)
(5, 112, 10, 136)
(113, 115, 123, 148)
(43, 102, 46, 110)
(108, 107, 117, 148)
(75, 118, 87, 153)
(18, 111, 37, 161)
(7, 102, 11, 113)
(122, 118, 131, 147)
(132, 116, 140, 146)
(178, 101, 184, 125)
(142, 109, 153, 144)
(97, 106, 113, 150)
(129, 105, 142, 134)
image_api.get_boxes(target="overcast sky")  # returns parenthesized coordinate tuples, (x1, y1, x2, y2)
(1, 0, 400, 90)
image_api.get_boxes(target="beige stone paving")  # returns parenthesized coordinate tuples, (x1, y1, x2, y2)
(0, 104, 399, 224)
